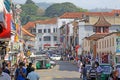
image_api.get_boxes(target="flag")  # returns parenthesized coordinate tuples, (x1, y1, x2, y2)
(0, 13, 11, 38)
(11, 21, 16, 30)
(14, 34, 19, 42)
(4, 0, 11, 12)
(15, 23, 20, 35)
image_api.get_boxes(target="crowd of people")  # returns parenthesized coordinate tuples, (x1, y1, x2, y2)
(78, 60, 120, 80)
(0, 61, 40, 80)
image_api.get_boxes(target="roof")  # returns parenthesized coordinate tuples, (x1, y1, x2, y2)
(23, 18, 57, 30)
(97, 32, 120, 40)
(22, 27, 35, 37)
(23, 22, 35, 30)
(93, 16, 111, 27)
(35, 18, 57, 24)
(86, 33, 108, 40)
(60, 12, 115, 19)
(111, 9, 120, 14)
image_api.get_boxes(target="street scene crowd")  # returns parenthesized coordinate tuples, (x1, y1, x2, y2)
(77, 58, 120, 80)
(0, 61, 39, 80)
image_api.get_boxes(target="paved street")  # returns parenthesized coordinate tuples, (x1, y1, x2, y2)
(36, 61, 80, 80)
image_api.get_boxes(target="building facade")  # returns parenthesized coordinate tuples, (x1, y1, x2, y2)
(35, 18, 59, 51)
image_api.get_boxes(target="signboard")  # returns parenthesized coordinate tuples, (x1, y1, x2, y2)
(116, 37, 120, 53)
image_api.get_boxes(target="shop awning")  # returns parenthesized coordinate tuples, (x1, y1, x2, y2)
(44, 44, 51, 47)
(22, 27, 35, 37)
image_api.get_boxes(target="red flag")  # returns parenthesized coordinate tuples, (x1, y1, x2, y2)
(0, 13, 11, 38)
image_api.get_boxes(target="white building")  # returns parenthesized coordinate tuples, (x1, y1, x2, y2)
(35, 18, 59, 51)
(58, 11, 120, 55)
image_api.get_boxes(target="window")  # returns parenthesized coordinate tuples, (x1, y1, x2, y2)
(48, 29, 51, 33)
(39, 38, 41, 41)
(110, 38, 111, 47)
(102, 41, 104, 48)
(44, 29, 46, 33)
(38, 29, 42, 33)
(54, 36, 57, 41)
(56, 28, 57, 32)
(99, 42, 101, 49)
(112, 38, 114, 46)
(97, 27, 101, 33)
(93, 27, 96, 32)
(103, 27, 109, 33)
(44, 36, 51, 41)
(53, 28, 56, 33)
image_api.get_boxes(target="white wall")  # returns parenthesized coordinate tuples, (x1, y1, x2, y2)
(35, 24, 59, 51)
(78, 22, 94, 55)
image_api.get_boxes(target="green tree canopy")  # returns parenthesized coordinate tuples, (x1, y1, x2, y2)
(20, 0, 45, 25)
(45, 2, 88, 17)
(25, 0, 35, 4)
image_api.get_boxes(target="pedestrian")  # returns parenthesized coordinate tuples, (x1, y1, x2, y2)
(117, 66, 120, 80)
(2, 61, 10, 75)
(78, 60, 83, 78)
(15, 62, 27, 80)
(81, 64, 87, 80)
(26, 62, 33, 76)
(27, 67, 40, 80)
(0, 62, 11, 80)
(11, 63, 18, 80)
(108, 71, 118, 80)
(89, 63, 97, 80)
(95, 62, 103, 80)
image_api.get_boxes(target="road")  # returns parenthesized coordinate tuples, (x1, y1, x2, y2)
(36, 61, 80, 80)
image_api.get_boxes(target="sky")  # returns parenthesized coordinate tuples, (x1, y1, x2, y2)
(12, 0, 120, 9)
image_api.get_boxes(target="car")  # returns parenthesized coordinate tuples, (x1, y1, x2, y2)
(50, 54, 61, 60)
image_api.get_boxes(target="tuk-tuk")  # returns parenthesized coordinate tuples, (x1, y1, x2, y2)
(100, 64, 112, 80)
(35, 57, 51, 69)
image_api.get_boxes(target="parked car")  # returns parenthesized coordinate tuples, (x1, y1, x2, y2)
(50, 54, 61, 60)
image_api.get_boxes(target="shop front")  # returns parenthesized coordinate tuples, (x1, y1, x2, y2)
(116, 37, 120, 64)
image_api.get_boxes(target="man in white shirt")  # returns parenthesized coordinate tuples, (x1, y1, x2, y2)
(117, 67, 120, 80)
(0, 62, 11, 80)
(27, 67, 40, 80)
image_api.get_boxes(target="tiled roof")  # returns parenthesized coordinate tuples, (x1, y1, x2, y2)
(22, 27, 35, 37)
(60, 12, 114, 19)
(111, 9, 120, 14)
(23, 18, 57, 30)
(93, 16, 111, 27)
(35, 18, 57, 24)
(23, 22, 35, 30)
(87, 33, 108, 40)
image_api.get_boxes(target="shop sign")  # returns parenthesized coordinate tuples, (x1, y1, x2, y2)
(116, 37, 120, 53)
(13, 42, 20, 51)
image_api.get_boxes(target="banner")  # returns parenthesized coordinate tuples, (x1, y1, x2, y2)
(0, 13, 11, 38)
(116, 37, 120, 53)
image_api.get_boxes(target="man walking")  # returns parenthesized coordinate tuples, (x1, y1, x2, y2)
(81, 64, 87, 80)
(0, 62, 11, 80)
(15, 62, 27, 80)
(27, 67, 40, 80)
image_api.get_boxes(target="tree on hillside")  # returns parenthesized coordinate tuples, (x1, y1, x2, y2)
(45, 2, 88, 17)
(25, 0, 35, 4)
(20, 0, 45, 25)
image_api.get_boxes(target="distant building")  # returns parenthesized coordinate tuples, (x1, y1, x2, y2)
(35, 18, 59, 51)
(58, 10, 120, 55)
